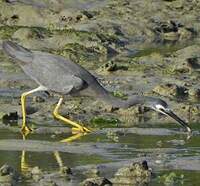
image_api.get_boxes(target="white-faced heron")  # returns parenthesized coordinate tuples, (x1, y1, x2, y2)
(2, 41, 191, 134)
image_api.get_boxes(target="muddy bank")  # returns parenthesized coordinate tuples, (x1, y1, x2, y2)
(0, 0, 199, 149)
(0, 0, 200, 129)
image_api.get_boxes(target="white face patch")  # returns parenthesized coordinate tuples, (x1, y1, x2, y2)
(154, 104, 168, 115)
(155, 104, 166, 110)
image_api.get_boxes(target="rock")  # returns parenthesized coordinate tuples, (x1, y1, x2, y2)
(4, 0, 17, 3)
(117, 105, 146, 126)
(81, 10, 97, 19)
(31, 166, 43, 182)
(167, 139, 185, 146)
(80, 177, 112, 186)
(0, 112, 6, 120)
(187, 57, 200, 69)
(188, 88, 200, 98)
(189, 105, 200, 115)
(173, 56, 200, 73)
(158, 172, 184, 185)
(171, 45, 200, 73)
(38, 178, 58, 186)
(59, 166, 72, 175)
(0, 164, 20, 185)
(12, 27, 45, 41)
(84, 167, 100, 178)
(99, 61, 128, 72)
(112, 161, 152, 185)
(59, 9, 90, 24)
(153, 83, 188, 98)
(101, 61, 118, 72)
(2, 112, 18, 124)
(178, 27, 193, 40)
(33, 96, 45, 103)
(106, 130, 119, 142)
(170, 0, 183, 9)
(153, 20, 194, 41)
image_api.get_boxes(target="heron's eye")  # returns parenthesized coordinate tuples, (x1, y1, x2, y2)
(159, 108, 165, 112)
(155, 104, 166, 111)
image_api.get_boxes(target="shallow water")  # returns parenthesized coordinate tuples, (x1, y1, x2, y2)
(0, 121, 199, 185)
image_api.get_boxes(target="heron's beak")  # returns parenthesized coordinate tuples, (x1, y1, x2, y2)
(161, 109, 191, 132)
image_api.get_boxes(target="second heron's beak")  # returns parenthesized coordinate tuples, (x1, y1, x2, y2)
(159, 108, 191, 132)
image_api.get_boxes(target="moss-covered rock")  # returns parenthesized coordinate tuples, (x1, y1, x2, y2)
(80, 177, 112, 186)
(153, 83, 188, 98)
(112, 161, 152, 185)
(0, 164, 20, 185)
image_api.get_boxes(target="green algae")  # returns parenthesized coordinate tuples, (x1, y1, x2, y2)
(0, 26, 18, 39)
(112, 91, 127, 99)
(90, 116, 120, 128)
(157, 172, 184, 185)
(57, 43, 103, 63)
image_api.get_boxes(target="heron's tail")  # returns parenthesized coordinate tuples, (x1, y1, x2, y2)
(2, 40, 33, 63)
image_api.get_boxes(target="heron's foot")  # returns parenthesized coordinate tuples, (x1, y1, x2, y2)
(21, 125, 33, 136)
(72, 126, 92, 134)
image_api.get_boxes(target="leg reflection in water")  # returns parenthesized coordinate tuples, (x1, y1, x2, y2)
(20, 132, 88, 173)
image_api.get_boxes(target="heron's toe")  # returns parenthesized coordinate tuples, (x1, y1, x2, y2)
(72, 126, 91, 134)
(21, 126, 33, 136)
(83, 126, 92, 133)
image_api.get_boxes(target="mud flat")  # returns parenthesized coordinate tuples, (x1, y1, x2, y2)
(0, 0, 200, 185)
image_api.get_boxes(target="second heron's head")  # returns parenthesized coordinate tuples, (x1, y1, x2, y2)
(145, 97, 191, 132)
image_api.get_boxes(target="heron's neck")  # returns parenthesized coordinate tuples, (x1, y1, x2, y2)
(102, 92, 146, 109)
(91, 81, 146, 108)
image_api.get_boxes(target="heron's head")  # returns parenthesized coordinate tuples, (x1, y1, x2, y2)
(147, 97, 191, 132)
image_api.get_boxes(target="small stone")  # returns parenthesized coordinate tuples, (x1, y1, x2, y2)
(167, 139, 185, 146)
(31, 166, 42, 175)
(33, 96, 45, 103)
(59, 166, 72, 175)
(99, 61, 128, 72)
(12, 28, 44, 40)
(112, 161, 152, 185)
(101, 61, 118, 72)
(84, 167, 100, 178)
(0, 164, 19, 184)
(155, 160, 162, 164)
(188, 88, 200, 98)
(171, 0, 184, 9)
(31, 166, 43, 182)
(2, 112, 18, 124)
(153, 83, 188, 97)
(81, 177, 112, 186)
(39, 178, 58, 186)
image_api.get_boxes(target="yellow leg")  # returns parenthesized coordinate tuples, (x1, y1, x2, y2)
(21, 86, 46, 135)
(21, 92, 32, 134)
(53, 97, 91, 133)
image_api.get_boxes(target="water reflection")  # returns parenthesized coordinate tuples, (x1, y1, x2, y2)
(20, 131, 89, 174)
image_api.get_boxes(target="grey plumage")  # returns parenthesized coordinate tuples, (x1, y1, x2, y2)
(2, 41, 191, 132)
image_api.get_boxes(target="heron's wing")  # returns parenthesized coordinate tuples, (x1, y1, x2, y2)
(2, 41, 33, 63)
(44, 75, 86, 94)
(20, 52, 87, 94)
